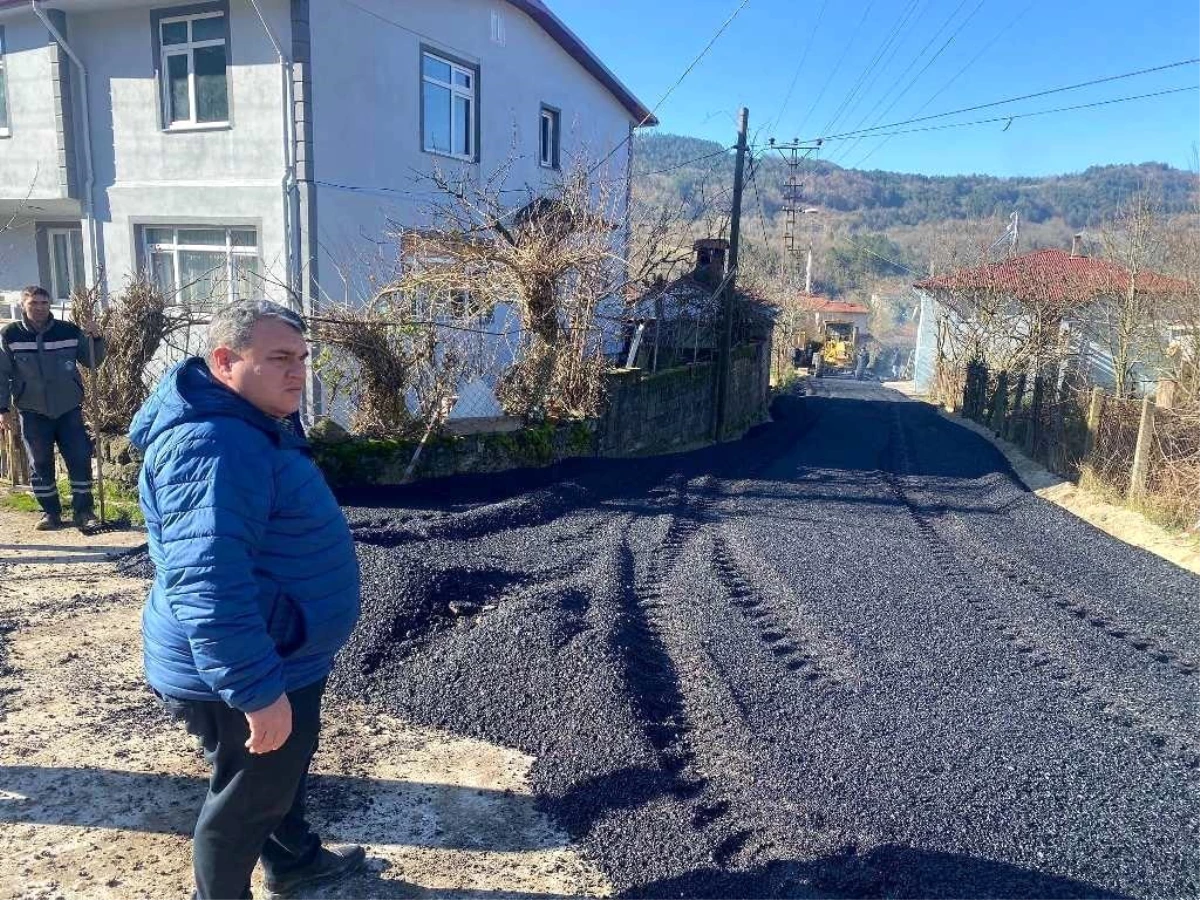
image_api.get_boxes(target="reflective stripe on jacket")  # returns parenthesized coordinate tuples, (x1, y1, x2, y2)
(0, 314, 106, 418)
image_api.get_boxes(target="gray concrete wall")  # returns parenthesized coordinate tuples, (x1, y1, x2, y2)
(0, 221, 41, 302)
(67, 0, 292, 297)
(0, 15, 69, 201)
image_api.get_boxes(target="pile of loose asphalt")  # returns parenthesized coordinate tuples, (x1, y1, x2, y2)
(119, 379, 1200, 898)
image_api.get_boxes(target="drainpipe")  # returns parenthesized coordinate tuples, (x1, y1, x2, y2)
(247, 0, 298, 302)
(31, 1, 99, 293)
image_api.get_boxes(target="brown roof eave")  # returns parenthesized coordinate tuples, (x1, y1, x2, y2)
(0, 0, 658, 126)
(505, 0, 657, 126)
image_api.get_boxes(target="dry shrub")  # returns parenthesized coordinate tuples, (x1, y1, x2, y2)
(1147, 404, 1200, 529)
(72, 276, 184, 434)
(313, 296, 475, 439)
(404, 161, 649, 421)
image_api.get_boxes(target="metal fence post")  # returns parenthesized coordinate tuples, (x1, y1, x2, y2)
(1128, 394, 1155, 502)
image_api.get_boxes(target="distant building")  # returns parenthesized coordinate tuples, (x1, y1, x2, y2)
(624, 238, 774, 370)
(913, 247, 1188, 395)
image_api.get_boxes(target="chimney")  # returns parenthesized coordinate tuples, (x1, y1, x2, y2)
(692, 238, 729, 286)
(1070, 233, 1084, 258)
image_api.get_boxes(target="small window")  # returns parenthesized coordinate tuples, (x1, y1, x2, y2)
(539, 106, 560, 169)
(158, 11, 229, 129)
(144, 225, 260, 311)
(0, 27, 9, 136)
(48, 228, 86, 302)
(422, 50, 477, 161)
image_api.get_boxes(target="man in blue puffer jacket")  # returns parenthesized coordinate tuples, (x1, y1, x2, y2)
(130, 300, 363, 899)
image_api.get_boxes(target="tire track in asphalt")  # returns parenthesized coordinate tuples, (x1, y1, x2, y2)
(883, 400, 1200, 771)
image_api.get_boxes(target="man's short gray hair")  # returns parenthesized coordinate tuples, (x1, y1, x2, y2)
(207, 300, 306, 355)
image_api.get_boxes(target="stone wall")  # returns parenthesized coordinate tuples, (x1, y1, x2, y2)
(89, 342, 775, 490)
(315, 339, 774, 487)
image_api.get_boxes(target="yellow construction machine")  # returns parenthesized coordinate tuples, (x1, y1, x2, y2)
(812, 321, 859, 377)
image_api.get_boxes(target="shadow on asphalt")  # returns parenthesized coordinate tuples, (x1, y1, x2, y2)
(627, 845, 1131, 899)
(335, 393, 1022, 515)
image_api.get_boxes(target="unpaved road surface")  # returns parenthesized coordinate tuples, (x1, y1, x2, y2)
(327, 380, 1200, 898)
(0, 510, 608, 899)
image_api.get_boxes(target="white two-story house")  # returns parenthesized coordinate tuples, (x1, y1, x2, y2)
(0, 0, 654, 332)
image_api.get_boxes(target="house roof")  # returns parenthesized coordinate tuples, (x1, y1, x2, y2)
(0, 0, 657, 126)
(914, 248, 1188, 305)
(792, 294, 871, 315)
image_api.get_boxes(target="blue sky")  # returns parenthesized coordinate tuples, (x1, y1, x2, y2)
(551, 0, 1200, 177)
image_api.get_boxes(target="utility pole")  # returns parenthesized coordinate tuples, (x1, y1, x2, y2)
(713, 106, 749, 442)
(1010, 210, 1020, 255)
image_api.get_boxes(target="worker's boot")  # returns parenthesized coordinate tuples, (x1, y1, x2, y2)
(73, 510, 101, 534)
(262, 845, 366, 898)
(35, 512, 62, 531)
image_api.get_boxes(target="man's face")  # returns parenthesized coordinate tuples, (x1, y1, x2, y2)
(22, 293, 51, 327)
(210, 318, 309, 418)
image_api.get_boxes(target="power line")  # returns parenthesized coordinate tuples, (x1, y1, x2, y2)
(589, 0, 752, 176)
(819, 84, 1198, 141)
(840, 234, 928, 278)
(819, 0, 925, 138)
(794, 0, 879, 140)
(766, 0, 832, 136)
(746, 150, 772, 247)
(849, 0, 1036, 169)
(636, 147, 733, 178)
(832, 0, 987, 165)
(810, 57, 1199, 142)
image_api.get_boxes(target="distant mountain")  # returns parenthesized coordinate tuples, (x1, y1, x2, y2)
(633, 133, 1197, 232)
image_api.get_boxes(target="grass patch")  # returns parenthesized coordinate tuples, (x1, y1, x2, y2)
(2, 477, 144, 526)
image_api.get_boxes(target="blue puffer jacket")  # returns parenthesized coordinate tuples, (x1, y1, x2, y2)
(130, 358, 360, 712)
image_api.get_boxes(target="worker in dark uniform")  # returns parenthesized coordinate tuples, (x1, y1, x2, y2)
(854, 344, 871, 381)
(0, 285, 106, 531)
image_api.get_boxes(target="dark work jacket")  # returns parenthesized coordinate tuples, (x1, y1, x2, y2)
(0, 313, 106, 418)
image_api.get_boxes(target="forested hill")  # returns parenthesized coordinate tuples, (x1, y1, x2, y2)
(632, 133, 1197, 231)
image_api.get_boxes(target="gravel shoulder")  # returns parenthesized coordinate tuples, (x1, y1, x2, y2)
(0, 507, 609, 900)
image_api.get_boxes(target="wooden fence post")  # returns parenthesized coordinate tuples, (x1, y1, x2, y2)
(1128, 394, 1155, 502)
(1006, 373, 1026, 442)
(1025, 376, 1045, 455)
(989, 371, 1009, 434)
(1083, 386, 1104, 460)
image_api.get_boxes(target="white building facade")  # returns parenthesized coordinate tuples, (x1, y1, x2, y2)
(0, 0, 653, 341)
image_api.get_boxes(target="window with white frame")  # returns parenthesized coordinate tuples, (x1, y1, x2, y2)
(539, 106, 560, 169)
(47, 228, 85, 303)
(422, 50, 476, 160)
(159, 10, 229, 128)
(0, 27, 10, 135)
(144, 226, 259, 311)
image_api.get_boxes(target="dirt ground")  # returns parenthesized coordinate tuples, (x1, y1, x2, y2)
(0, 508, 609, 900)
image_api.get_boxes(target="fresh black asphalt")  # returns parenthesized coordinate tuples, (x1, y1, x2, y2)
(135, 379, 1200, 897)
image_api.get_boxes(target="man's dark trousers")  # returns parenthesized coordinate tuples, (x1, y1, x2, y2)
(17, 407, 94, 517)
(161, 678, 327, 899)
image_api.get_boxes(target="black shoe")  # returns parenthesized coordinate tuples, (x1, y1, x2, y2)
(73, 511, 101, 533)
(263, 845, 366, 898)
(35, 513, 62, 531)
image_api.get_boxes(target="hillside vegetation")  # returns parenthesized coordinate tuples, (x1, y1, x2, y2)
(634, 133, 1197, 234)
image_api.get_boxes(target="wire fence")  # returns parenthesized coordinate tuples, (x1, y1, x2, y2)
(962, 362, 1200, 530)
